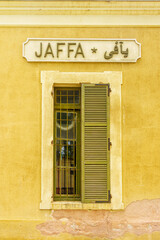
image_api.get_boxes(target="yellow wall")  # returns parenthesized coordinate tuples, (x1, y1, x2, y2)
(0, 1, 160, 239)
(1, 27, 160, 219)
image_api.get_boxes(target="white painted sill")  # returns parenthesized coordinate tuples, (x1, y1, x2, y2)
(52, 201, 113, 210)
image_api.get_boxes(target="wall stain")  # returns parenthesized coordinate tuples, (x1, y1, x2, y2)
(37, 199, 160, 239)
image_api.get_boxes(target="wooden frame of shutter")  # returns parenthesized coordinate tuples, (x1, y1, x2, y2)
(81, 84, 110, 203)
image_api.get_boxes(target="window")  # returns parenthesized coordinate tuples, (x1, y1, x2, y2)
(40, 71, 123, 210)
(54, 88, 81, 201)
(53, 85, 110, 203)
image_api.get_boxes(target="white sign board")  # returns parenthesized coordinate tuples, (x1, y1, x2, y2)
(23, 38, 141, 63)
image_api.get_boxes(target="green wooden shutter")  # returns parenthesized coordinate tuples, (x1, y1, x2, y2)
(81, 84, 110, 203)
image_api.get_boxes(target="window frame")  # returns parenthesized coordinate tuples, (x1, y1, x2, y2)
(40, 71, 123, 210)
(53, 87, 81, 201)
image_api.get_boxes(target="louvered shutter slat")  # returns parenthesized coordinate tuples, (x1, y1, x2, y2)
(81, 84, 110, 203)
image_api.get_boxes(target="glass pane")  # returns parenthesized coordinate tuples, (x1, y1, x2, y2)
(61, 90, 67, 95)
(61, 112, 67, 120)
(68, 112, 73, 120)
(68, 140, 73, 145)
(61, 120, 67, 127)
(68, 145, 73, 164)
(75, 90, 79, 96)
(74, 120, 77, 139)
(75, 96, 79, 103)
(68, 90, 73, 95)
(74, 145, 76, 166)
(56, 120, 60, 138)
(56, 96, 60, 103)
(61, 145, 67, 166)
(56, 90, 60, 95)
(61, 140, 67, 146)
(68, 145, 76, 166)
(56, 168, 60, 194)
(68, 96, 74, 103)
(57, 112, 60, 119)
(61, 168, 67, 194)
(61, 96, 67, 103)
(74, 170, 76, 194)
(73, 118, 76, 139)
(56, 145, 60, 166)
(68, 168, 75, 194)
(68, 120, 73, 139)
(61, 120, 67, 139)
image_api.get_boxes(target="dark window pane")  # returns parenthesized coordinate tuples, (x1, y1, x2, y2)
(68, 168, 75, 194)
(68, 140, 73, 145)
(68, 96, 74, 103)
(61, 120, 67, 139)
(68, 145, 76, 166)
(68, 120, 73, 139)
(61, 90, 67, 95)
(61, 96, 67, 103)
(61, 140, 67, 146)
(56, 96, 60, 103)
(61, 120, 67, 127)
(61, 146, 67, 166)
(75, 90, 79, 96)
(68, 145, 73, 162)
(61, 112, 67, 120)
(56, 168, 60, 194)
(75, 96, 79, 103)
(61, 168, 67, 194)
(56, 145, 60, 166)
(56, 90, 60, 95)
(68, 90, 73, 95)
(68, 113, 73, 120)
(56, 120, 60, 138)
(74, 120, 77, 139)
(57, 112, 60, 119)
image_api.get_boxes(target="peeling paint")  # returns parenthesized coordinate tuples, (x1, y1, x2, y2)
(37, 199, 160, 239)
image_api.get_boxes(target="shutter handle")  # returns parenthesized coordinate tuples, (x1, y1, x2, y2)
(108, 138, 112, 151)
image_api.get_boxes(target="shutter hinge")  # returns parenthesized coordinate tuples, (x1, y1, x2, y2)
(108, 138, 112, 151)
(51, 89, 54, 97)
(108, 190, 112, 202)
(95, 191, 112, 203)
(108, 85, 112, 96)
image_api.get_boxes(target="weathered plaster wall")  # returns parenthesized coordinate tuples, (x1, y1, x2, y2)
(0, 23, 160, 239)
(37, 199, 160, 239)
(1, 200, 160, 239)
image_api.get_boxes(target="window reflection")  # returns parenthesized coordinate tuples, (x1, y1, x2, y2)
(56, 112, 76, 140)
(56, 111, 77, 195)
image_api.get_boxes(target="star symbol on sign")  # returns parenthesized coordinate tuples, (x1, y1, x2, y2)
(91, 47, 97, 53)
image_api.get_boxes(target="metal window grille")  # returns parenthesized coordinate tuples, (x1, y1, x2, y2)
(54, 87, 81, 201)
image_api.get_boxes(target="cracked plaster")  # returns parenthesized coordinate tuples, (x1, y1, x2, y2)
(37, 199, 160, 239)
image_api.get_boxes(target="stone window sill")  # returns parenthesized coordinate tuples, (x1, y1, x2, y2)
(52, 201, 113, 210)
